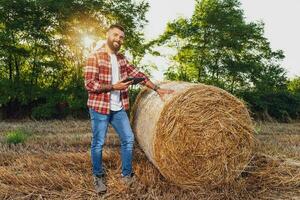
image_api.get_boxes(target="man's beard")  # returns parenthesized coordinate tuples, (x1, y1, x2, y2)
(107, 39, 121, 52)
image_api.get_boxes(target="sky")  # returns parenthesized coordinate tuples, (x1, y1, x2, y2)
(143, 0, 300, 80)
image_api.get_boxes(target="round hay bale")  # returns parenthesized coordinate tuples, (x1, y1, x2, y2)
(131, 81, 254, 188)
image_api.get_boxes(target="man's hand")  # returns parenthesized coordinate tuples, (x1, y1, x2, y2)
(112, 79, 133, 90)
(156, 88, 175, 100)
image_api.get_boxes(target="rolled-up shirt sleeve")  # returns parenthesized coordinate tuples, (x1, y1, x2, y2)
(84, 53, 112, 93)
(125, 60, 150, 85)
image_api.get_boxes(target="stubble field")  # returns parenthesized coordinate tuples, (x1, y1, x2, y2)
(0, 120, 299, 200)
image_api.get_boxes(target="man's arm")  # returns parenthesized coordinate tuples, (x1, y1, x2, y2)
(84, 53, 113, 93)
(125, 62, 150, 85)
(144, 80, 174, 98)
(144, 80, 158, 91)
(125, 61, 174, 97)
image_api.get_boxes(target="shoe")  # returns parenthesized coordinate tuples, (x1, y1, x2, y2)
(121, 173, 136, 186)
(93, 175, 107, 193)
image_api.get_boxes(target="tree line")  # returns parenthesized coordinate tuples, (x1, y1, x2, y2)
(154, 0, 300, 122)
(0, 0, 150, 119)
(0, 0, 299, 121)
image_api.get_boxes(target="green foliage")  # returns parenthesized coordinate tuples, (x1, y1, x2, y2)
(31, 103, 57, 120)
(240, 90, 300, 122)
(157, 0, 286, 93)
(127, 86, 142, 117)
(0, 0, 150, 119)
(129, 87, 142, 108)
(5, 129, 31, 145)
(64, 78, 88, 118)
(288, 77, 300, 94)
(30, 80, 88, 119)
(155, 0, 295, 121)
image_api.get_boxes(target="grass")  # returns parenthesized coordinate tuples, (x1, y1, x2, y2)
(5, 129, 31, 145)
(0, 120, 299, 199)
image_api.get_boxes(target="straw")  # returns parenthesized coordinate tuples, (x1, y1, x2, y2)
(131, 81, 254, 188)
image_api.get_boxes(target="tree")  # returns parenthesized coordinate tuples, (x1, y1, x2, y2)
(0, 0, 150, 119)
(288, 76, 300, 94)
(156, 0, 286, 94)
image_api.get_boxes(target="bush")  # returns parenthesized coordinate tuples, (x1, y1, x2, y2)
(5, 129, 30, 145)
(129, 87, 142, 107)
(65, 82, 88, 118)
(239, 90, 300, 122)
(31, 103, 58, 119)
(31, 87, 69, 119)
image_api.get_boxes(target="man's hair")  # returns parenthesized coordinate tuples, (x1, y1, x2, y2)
(108, 24, 125, 33)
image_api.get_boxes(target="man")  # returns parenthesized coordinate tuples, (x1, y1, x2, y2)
(84, 24, 174, 193)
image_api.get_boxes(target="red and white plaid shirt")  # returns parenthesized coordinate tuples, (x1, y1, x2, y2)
(84, 47, 149, 114)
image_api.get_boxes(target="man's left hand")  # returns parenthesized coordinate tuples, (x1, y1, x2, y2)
(156, 88, 175, 100)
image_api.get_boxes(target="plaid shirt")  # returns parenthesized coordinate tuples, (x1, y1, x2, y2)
(84, 47, 149, 114)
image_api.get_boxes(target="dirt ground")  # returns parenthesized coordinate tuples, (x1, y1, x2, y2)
(0, 120, 299, 200)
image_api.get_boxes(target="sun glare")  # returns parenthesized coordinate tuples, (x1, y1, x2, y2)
(82, 35, 94, 49)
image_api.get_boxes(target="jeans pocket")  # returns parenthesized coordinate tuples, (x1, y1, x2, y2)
(89, 108, 109, 121)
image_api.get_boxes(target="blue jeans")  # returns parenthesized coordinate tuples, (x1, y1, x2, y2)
(89, 108, 134, 177)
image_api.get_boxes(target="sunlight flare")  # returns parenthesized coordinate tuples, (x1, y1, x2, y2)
(82, 35, 94, 49)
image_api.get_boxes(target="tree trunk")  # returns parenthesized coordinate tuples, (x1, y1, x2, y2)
(8, 54, 13, 81)
(230, 76, 235, 93)
(14, 55, 20, 82)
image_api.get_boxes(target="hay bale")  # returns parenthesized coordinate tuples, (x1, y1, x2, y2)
(131, 81, 254, 188)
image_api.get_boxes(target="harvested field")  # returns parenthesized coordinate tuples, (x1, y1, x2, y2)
(0, 120, 299, 199)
